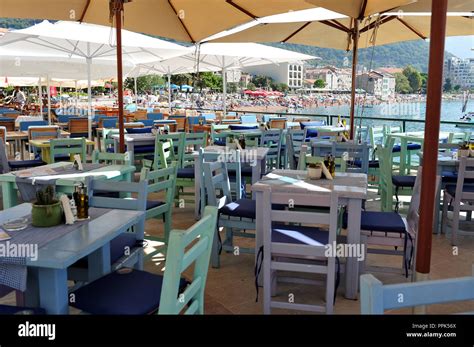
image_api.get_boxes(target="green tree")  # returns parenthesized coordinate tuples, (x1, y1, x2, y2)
(171, 74, 191, 86)
(402, 65, 422, 93)
(252, 75, 273, 88)
(125, 75, 165, 93)
(197, 72, 223, 91)
(420, 72, 428, 93)
(443, 78, 453, 92)
(394, 73, 412, 94)
(227, 82, 239, 93)
(313, 79, 326, 88)
(246, 82, 257, 91)
(453, 85, 461, 92)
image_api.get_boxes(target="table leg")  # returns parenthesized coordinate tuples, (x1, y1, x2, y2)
(128, 141, 135, 166)
(87, 243, 111, 282)
(2, 182, 17, 208)
(400, 138, 407, 176)
(255, 190, 264, 286)
(38, 267, 68, 314)
(345, 198, 362, 300)
(42, 148, 52, 164)
(194, 156, 201, 220)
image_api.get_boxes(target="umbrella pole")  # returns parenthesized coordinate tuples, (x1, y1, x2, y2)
(87, 56, 93, 140)
(114, 1, 125, 153)
(414, 0, 448, 313)
(349, 20, 359, 140)
(168, 74, 172, 114)
(222, 65, 227, 117)
(75, 81, 78, 110)
(38, 78, 42, 117)
(47, 75, 51, 125)
(134, 77, 138, 105)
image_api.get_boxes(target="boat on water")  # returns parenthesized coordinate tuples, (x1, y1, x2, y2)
(456, 91, 473, 127)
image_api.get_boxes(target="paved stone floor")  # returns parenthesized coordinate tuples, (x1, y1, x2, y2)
(1, 182, 473, 314)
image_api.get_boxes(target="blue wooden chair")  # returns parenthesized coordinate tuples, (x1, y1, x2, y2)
(240, 114, 257, 124)
(147, 113, 163, 121)
(27, 126, 61, 159)
(260, 189, 341, 314)
(260, 129, 283, 171)
(49, 138, 87, 163)
(175, 132, 208, 206)
(67, 178, 148, 283)
(203, 159, 255, 268)
(69, 206, 218, 315)
(139, 164, 178, 252)
(361, 265, 474, 314)
(286, 129, 306, 170)
(332, 142, 370, 174)
(19, 120, 48, 132)
(0, 132, 45, 171)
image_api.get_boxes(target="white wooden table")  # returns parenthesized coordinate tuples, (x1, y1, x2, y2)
(252, 170, 368, 300)
(193, 146, 269, 219)
(112, 133, 155, 164)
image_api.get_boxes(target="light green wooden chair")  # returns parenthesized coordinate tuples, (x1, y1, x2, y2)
(140, 164, 178, 254)
(298, 144, 347, 172)
(143, 133, 185, 170)
(448, 131, 470, 144)
(69, 206, 219, 315)
(92, 150, 132, 166)
(175, 132, 208, 207)
(50, 138, 87, 163)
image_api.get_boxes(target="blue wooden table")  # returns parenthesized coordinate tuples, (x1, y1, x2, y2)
(0, 203, 145, 314)
(0, 162, 135, 208)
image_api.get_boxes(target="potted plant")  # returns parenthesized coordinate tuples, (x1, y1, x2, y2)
(307, 162, 322, 180)
(32, 185, 63, 227)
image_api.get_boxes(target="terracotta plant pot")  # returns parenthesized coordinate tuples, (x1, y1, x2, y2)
(31, 202, 62, 227)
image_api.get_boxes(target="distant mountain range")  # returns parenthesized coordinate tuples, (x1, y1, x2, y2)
(1, 18, 455, 73)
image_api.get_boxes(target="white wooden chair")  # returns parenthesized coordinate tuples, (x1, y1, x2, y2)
(260, 188, 341, 314)
(441, 156, 474, 245)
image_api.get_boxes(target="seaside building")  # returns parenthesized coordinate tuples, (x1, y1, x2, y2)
(444, 57, 474, 89)
(243, 62, 304, 90)
(305, 66, 352, 90)
(356, 70, 396, 99)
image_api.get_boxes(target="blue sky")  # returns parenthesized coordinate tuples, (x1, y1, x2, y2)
(445, 36, 473, 59)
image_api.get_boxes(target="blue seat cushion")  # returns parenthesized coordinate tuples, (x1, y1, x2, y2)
(392, 143, 422, 153)
(441, 171, 474, 184)
(349, 159, 379, 169)
(147, 200, 165, 210)
(106, 147, 115, 153)
(343, 211, 406, 233)
(0, 305, 46, 315)
(126, 127, 152, 134)
(221, 199, 256, 219)
(228, 167, 253, 178)
(70, 133, 88, 138)
(95, 191, 121, 198)
(213, 139, 226, 146)
(177, 168, 195, 179)
(54, 154, 71, 161)
(110, 233, 142, 264)
(229, 125, 258, 131)
(305, 129, 318, 138)
(445, 184, 474, 197)
(132, 145, 155, 154)
(392, 175, 416, 188)
(300, 121, 325, 129)
(70, 269, 188, 315)
(8, 160, 45, 169)
(272, 224, 329, 245)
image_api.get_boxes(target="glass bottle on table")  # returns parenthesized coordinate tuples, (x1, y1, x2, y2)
(73, 183, 89, 220)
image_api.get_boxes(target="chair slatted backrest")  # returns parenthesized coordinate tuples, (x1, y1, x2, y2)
(263, 189, 338, 258)
(19, 120, 48, 132)
(168, 115, 187, 132)
(361, 265, 474, 314)
(202, 160, 234, 210)
(377, 137, 396, 212)
(355, 126, 369, 144)
(240, 114, 257, 124)
(332, 142, 370, 174)
(99, 117, 118, 129)
(147, 113, 163, 121)
(454, 156, 474, 202)
(369, 126, 385, 148)
(298, 145, 347, 172)
(92, 150, 131, 166)
(28, 126, 60, 141)
(0, 119, 15, 132)
(200, 149, 242, 207)
(448, 132, 470, 144)
(287, 129, 306, 170)
(261, 129, 282, 171)
(87, 177, 148, 212)
(155, 133, 185, 168)
(269, 119, 287, 129)
(383, 125, 402, 137)
(151, 140, 177, 170)
(50, 138, 87, 163)
(182, 133, 208, 168)
(68, 118, 88, 136)
(158, 206, 218, 314)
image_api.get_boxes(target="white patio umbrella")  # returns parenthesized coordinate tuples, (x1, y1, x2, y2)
(0, 20, 189, 138)
(132, 43, 315, 115)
